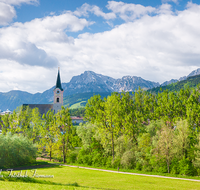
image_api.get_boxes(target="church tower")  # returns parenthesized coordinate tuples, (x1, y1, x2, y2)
(53, 68, 64, 113)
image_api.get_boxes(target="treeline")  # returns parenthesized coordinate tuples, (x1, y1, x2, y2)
(1, 86, 200, 176)
(149, 74, 200, 93)
(0, 106, 81, 163)
(77, 87, 200, 175)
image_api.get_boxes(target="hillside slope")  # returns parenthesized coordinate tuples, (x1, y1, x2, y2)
(149, 74, 200, 93)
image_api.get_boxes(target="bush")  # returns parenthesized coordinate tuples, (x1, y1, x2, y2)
(66, 150, 78, 164)
(135, 162, 142, 171)
(179, 157, 197, 176)
(0, 134, 37, 168)
(77, 148, 93, 165)
(121, 150, 135, 169)
(170, 158, 179, 174)
(142, 162, 152, 172)
(105, 156, 112, 168)
(92, 151, 103, 166)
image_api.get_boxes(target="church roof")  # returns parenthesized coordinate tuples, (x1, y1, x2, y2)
(23, 104, 53, 115)
(55, 69, 63, 91)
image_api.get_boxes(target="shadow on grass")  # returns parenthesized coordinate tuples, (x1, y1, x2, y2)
(2, 161, 60, 171)
(0, 176, 116, 190)
(0, 176, 80, 187)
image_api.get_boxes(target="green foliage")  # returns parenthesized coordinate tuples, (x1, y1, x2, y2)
(179, 157, 196, 176)
(120, 150, 135, 169)
(80, 86, 200, 176)
(0, 134, 37, 168)
(2, 82, 200, 177)
(63, 92, 111, 108)
(69, 108, 85, 117)
(56, 106, 73, 163)
(39, 109, 59, 161)
(149, 74, 200, 94)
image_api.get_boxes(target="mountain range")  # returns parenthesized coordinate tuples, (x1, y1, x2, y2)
(161, 68, 200, 86)
(0, 69, 200, 111)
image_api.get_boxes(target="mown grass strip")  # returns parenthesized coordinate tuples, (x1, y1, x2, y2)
(27, 165, 200, 190)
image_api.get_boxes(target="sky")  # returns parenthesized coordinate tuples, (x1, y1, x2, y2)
(0, 0, 200, 93)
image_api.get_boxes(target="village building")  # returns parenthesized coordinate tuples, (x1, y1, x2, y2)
(23, 68, 64, 115)
(0, 68, 84, 124)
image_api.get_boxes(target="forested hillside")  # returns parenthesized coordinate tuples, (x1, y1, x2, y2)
(149, 74, 200, 94)
(63, 92, 111, 108)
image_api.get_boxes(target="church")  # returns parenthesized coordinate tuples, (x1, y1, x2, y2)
(23, 68, 64, 115)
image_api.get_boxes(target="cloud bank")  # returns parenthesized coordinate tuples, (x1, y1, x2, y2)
(0, 1, 200, 93)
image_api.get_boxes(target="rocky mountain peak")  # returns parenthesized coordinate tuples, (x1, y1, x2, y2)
(162, 68, 200, 86)
(187, 68, 200, 78)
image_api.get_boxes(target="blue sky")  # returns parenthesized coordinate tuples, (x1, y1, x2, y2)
(0, 0, 200, 93)
(13, 0, 199, 35)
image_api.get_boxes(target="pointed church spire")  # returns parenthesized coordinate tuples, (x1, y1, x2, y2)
(55, 67, 63, 91)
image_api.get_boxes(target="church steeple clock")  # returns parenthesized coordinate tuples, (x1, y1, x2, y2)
(53, 67, 64, 113)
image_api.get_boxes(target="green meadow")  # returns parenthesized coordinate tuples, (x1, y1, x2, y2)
(69, 101, 86, 109)
(1, 165, 200, 190)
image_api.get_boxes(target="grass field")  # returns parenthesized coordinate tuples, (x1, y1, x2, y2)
(1, 165, 200, 190)
(69, 101, 86, 109)
(0, 181, 91, 190)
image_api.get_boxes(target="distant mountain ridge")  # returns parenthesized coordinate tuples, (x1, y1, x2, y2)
(161, 68, 200, 87)
(0, 69, 200, 111)
(0, 71, 159, 111)
(62, 71, 160, 95)
(149, 74, 200, 94)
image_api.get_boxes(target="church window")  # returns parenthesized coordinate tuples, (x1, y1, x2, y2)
(57, 98, 59, 103)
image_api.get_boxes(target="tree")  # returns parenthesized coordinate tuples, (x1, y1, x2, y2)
(29, 108, 43, 144)
(173, 120, 190, 159)
(153, 122, 174, 173)
(40, 109, 59, 161)
(85, 94, 104, 123)
(56, 106, 73, 163)
(193, 134, 200, 171)
(186, 89, 200, 134)
(18, 106, 32, 137)
(8, 110, 18, 135)
(85, 93, 122, 161)
(121, 91, 141, 144)
(101, 93, 122, 160)
(1, 113, 10, 135)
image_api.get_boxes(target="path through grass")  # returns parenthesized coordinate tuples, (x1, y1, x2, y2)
(1, 165, 200, 189)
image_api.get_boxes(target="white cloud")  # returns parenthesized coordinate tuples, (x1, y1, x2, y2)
(0, 0, 39, 5)
(0, 0, 39, 25)
(162, 0, 179, 4)
(64, 2, 200, 84)
(0, 2, 16, 25)
(107, 1, 156, 21)
(0, 1, 200, 93)
(157, 3, 173, 15)
(74, 3, 116, 20)
(0, 11, 92, 68)
(0, 59, 56, 93)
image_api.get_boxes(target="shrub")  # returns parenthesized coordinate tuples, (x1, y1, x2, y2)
(0, 134, 37, 168)
(135, 162, 142, 171)
(92, 151, 103, 166)
(105, 156, 112, 168)
(170, 158, 179, 174)
(121, 150, 135, 169)
(66, 150, 78, 164)
(179, 157, 197, 176)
